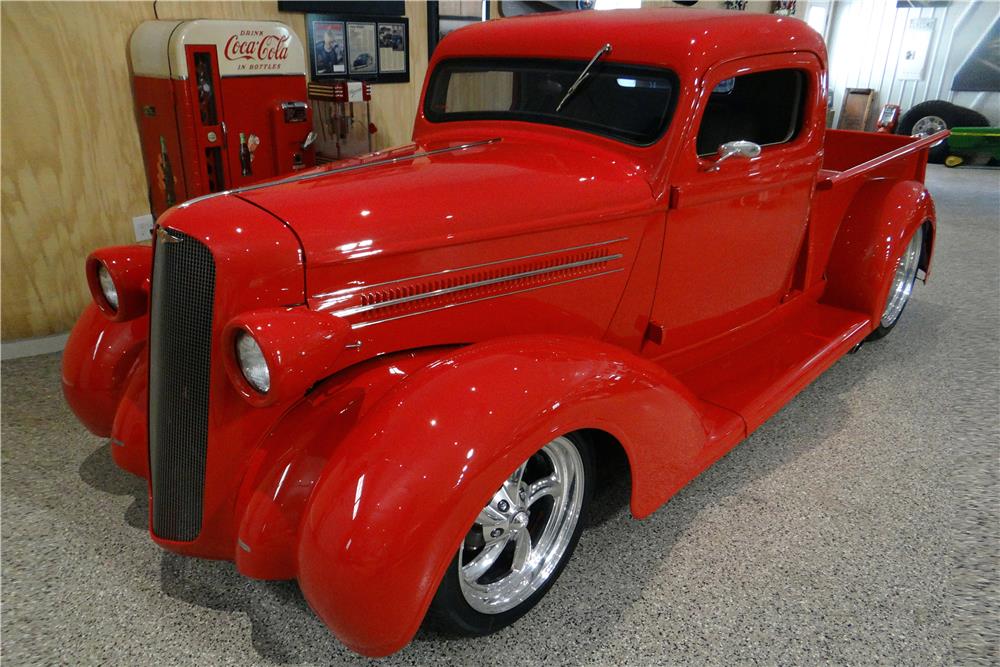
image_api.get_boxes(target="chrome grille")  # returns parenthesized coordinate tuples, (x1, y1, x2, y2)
(148, 229, 215, 542)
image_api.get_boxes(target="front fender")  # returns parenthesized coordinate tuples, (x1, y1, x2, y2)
(823, 179, 936, 321)
(110, 351, 150, 478)
(296, 335, 712, 656)
(233, 347, 453, 580)
(62, 303, 147, 437)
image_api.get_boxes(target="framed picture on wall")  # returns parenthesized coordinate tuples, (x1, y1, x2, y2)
(306, 13, 408, 82)
(307, 18, 347, 77)
(376, 20, 409, 79)
(771, 0, 797, 15)
(346, 21, 378, 76)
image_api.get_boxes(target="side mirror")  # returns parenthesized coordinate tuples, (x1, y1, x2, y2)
(705, 140, 761, 171)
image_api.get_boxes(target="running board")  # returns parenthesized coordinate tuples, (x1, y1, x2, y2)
(678, 303, 871, 434)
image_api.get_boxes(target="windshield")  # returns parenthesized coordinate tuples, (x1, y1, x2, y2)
(425, 58, 678, 146)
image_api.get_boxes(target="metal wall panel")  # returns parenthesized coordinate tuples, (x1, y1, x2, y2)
(827, 0, 999, 128)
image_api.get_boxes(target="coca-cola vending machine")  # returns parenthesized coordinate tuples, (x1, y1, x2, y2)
(130, 20, 316, 217)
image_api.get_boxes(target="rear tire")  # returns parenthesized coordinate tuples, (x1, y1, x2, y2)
(425, 432, 594, 636)
(867, 225, 924, 341)
(897, 100, 989, 164)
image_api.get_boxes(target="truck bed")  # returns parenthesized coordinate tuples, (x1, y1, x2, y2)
(819, 128, 947, 187)
(800, 128, 947, 288)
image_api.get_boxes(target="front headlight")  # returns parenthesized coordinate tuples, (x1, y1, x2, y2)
(97, 263, 119, 311)
(235, 330, 270, 394)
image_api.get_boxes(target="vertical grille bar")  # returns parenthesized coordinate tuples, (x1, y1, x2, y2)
(148, 229, 215, 541)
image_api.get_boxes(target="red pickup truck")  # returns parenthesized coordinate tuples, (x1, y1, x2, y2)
(63, 9, 943, 657)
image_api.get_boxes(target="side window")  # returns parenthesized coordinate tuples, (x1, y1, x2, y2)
(696, 69, 806, 156)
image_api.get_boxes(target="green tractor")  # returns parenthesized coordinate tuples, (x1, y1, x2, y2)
(897, 99, 996, 168)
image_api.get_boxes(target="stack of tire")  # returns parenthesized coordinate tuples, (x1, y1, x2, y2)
(896, 100, 990, 164)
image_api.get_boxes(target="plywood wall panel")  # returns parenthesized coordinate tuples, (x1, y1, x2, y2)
(1, 1, 428, 339)
(370, 0, 429, 151)
(826, 0, 1000, 128)
(155, 0, 304, 24)
(2, 2, 153, 339)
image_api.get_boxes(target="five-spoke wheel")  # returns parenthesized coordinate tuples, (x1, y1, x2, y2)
(425, 433, 593, 635)
(868, 225, 924, 340)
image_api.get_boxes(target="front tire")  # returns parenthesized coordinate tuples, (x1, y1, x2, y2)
(425, 433, 594, 636)
(867, 225, 924, 341)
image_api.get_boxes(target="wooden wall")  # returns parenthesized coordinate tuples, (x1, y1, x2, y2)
(0, 1, 427, 339)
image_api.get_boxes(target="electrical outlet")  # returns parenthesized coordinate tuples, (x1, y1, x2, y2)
(132, 214, 155, 242)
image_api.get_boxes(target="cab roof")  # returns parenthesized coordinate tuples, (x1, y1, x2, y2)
(431, 9, 826, 74)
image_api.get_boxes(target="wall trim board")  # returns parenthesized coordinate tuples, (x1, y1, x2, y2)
(1, 333, 69, 361)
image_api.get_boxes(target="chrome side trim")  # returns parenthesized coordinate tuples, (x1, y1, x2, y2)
(178, 138, 502, 209)
(351, 269, 624, 330)
(334, 253, 623, 318)
(315, 236, 629, 302)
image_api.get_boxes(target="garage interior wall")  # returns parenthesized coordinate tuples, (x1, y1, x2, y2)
(1, 0, 804, 342)
(826, 0, 1000, 129)
(0, 0, 428, 341)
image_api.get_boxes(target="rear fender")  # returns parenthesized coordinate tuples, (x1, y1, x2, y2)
(823, 179, 936, 322)
(295, 335, 711, 656)
(62, 303, 148, 437)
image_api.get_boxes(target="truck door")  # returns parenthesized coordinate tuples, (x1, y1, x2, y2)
(648, 52, 825, 355)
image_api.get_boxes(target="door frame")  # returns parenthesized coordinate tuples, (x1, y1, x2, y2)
(645, 52, 827, 359)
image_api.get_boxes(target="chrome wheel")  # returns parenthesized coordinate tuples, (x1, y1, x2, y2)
(458, 436, 585, 614)
(911, 115, 947, 146)
(881, 227, 923, 328)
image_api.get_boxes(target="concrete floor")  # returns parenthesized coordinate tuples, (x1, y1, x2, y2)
(2, 165, 998, 666)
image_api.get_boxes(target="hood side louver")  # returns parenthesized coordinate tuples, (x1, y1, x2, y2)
(327, 240, 627, 329)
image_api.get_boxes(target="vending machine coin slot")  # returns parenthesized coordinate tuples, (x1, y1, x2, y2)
(270, 100, 315, 174)
(282, 101, 308, 123)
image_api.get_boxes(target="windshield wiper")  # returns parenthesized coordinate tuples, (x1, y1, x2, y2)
(556, 43, 612, 112)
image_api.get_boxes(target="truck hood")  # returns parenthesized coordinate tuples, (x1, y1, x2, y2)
(236, 136, 653, 303)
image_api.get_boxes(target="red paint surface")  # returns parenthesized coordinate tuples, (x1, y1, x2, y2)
(64, 10, 940, 657)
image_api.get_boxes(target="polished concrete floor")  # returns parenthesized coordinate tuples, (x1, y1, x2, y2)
(3, 165, 998, 665)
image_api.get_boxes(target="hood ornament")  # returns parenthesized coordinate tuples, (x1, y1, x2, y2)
(156, 227, 183, 243)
